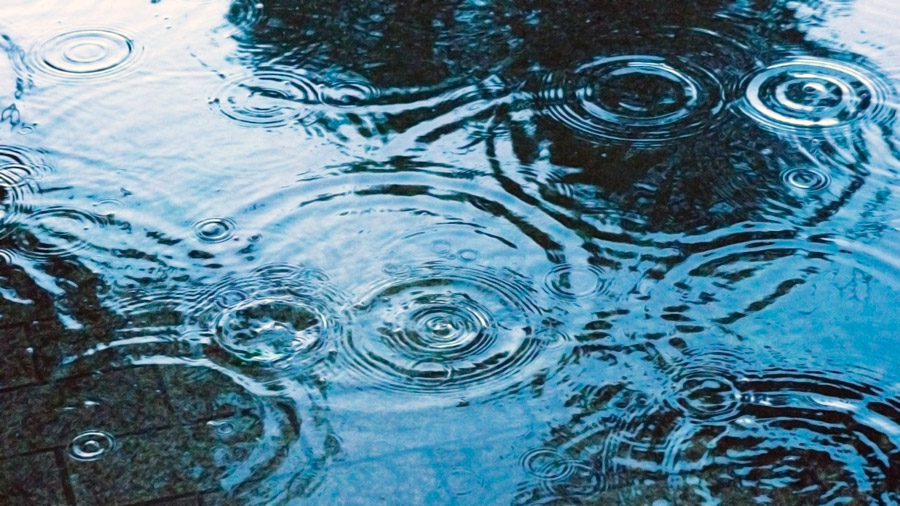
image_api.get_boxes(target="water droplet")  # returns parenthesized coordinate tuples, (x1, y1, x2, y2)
(189, 264, 344, 369)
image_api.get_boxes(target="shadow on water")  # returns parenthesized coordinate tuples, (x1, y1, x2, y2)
(2, 0, 900, 503)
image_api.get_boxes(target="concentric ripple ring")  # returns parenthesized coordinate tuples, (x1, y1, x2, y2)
(340, 263, 546, 397)
(740, 56, 893, 131)
(30, 28, 140, 80)
(213, 67, 322, 128)
(539, 55, 725, 144)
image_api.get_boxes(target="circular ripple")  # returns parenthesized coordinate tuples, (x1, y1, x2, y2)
(30, 28, 140, 80)
(68, 430, 116, 462)
(190, 264, 344, 370)
(340, 263, 546, 397)
(543, 264, 608, 301)
(666, 351, 744, 423)
(213, 67, 322, 128)
(781, 166, 831, 192)
(15, 207, 103, 259)
(193, 217, 236, 243)
(740, 57, 893, 132)
(522, 448, 576, 481)
(320, 79, 382, 107)
(539, 55, 725, 144)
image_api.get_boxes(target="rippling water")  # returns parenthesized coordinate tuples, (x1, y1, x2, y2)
(2, 0, 900, 504)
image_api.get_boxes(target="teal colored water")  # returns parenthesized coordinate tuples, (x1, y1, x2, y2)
(2, 0, 900, 504)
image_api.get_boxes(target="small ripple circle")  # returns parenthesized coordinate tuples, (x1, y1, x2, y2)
(781, 166, 831, 192)
(31, 28, 140, 80)
(539, 55, 725, 144)
(740, 57, 893, 131)
(193, 217, 236, 243)
(543, 264, 609, 301)
(68, 431, 116, 462)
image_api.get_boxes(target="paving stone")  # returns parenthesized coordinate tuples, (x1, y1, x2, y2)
(0, 366, 172, 457)
(0, 324, 38, 389)
(0, 451, 68, 505)
(161, 366, 256, 423)
(68, 415, 263, 506)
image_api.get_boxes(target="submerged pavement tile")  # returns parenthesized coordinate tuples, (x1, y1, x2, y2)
(0, 324, 38, 390)
(0, 451, 68, 505)
(0, 366, 172, 457)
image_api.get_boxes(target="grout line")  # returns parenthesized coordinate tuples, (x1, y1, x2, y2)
(53, 447, 78, 506)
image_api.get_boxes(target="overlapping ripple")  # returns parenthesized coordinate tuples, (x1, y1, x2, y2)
(186, 264, 346, 372)
(0, 147, 44, 236)
(338, 262, 547, 398)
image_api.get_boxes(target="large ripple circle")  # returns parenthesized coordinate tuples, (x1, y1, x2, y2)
(539, 55, 725, 144)
(31, 28, 140, 80)
(740, 57, 893, 131)
(340, 263, 546, 397)
(190, 264, 344, 370)
(213, 67, 322, 128)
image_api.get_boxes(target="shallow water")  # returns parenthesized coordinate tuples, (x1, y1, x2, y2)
(2, 0, 900, 504)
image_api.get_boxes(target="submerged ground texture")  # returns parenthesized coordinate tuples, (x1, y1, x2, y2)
(2, 0, 900, 504)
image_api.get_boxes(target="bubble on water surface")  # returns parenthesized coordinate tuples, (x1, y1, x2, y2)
(68, 430, 116, 461)
(193, 217, 236, 243)
(30, 28, 140, 80)
(340, 263, 546, 399)
(539, 55, 726, 145)
(740, 57, 893, 132)
(781, 166, 831, 192)
(213, 67, 322, 128)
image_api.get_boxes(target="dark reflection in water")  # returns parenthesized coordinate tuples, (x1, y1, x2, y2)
(2, 0, 900, 504)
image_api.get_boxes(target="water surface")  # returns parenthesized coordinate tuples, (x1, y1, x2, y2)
(2, 0, 900, 504)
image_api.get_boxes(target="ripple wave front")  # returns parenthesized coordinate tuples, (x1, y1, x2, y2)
(339, 262, 548, 400)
